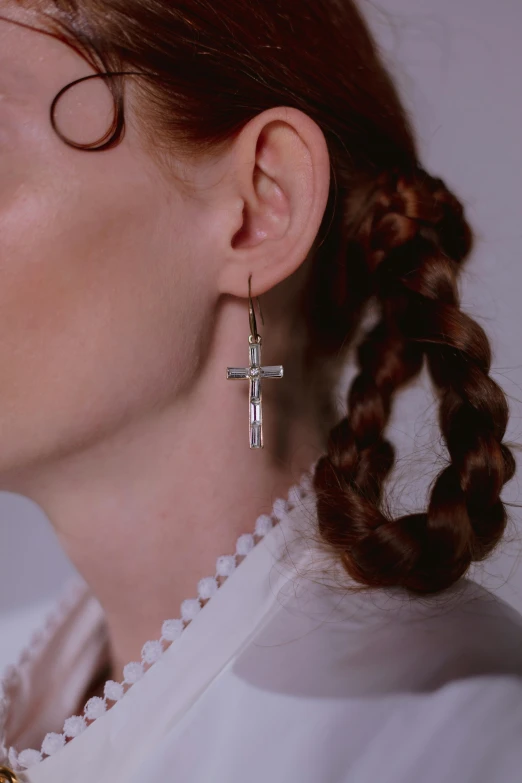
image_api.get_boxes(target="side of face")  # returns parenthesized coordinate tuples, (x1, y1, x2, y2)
(0, 2, 332, 489)
(0, 4, 217, 481)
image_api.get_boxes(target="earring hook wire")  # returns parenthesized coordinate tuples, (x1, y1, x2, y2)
(248, 274, 264, 342)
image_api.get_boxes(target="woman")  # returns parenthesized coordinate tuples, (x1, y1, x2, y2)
(1, 0, 522, 781)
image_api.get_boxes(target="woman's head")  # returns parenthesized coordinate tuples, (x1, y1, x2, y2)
(0, 0, 331, 475)
(0, 0, 515, 595)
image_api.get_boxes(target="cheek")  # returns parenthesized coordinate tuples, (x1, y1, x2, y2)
(0, 148, 198, 465)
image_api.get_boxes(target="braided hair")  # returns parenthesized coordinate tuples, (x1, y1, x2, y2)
(313, 165, 516, 595)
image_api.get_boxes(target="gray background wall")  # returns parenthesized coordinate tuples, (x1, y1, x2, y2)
(1, 0, 521, 669)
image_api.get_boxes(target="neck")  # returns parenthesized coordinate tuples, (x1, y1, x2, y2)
(1, 305, 326, 682)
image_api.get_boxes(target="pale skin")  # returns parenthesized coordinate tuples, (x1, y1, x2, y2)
(0, 3, 331, 687)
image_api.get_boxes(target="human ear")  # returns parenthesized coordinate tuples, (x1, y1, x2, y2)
(216, 106, 331, 298)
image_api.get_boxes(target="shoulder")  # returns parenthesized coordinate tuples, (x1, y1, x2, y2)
(345, 576, 522, 692)
(233, 572, 522, 697)
(377, 577, 522, 687)
(226, 582, 522, 783)
(337, 673, 522, 783)
(174, 572, 522, 783)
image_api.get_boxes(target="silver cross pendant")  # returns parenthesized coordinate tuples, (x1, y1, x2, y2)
(227, 335, 284, 449)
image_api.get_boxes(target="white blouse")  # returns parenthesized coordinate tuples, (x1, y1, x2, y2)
(2, 467, 522, 783)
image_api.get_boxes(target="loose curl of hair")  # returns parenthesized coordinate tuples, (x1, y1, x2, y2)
(4, 0, 517, 596)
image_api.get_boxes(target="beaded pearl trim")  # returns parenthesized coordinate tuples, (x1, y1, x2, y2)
(1, 461, 318, 773)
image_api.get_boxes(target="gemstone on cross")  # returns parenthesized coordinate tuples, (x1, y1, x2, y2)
(226, 338, 284, 449)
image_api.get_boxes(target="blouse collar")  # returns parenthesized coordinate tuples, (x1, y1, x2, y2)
(0, 464, 321, 781)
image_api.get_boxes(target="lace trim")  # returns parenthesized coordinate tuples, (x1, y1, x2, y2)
(0, 577, 90, 765)
(1, 461, 318, 772)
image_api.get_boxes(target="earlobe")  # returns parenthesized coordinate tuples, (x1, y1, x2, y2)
(217, 106, 331, 300)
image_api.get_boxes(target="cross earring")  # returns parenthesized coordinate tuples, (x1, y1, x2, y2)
(226, 275, 284, 449)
